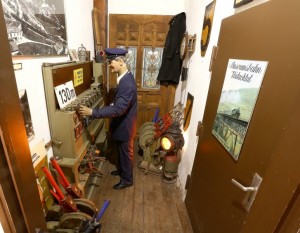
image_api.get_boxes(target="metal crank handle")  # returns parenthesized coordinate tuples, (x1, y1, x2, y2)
(231, 179, 257, 192)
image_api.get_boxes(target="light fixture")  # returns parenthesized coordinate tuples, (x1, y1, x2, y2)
(160, 122, 185, 183)
(161, 135, 174, 152)
(160, 122, 184, 153)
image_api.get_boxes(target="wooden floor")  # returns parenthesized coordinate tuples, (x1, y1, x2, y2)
(87, 141, 193, 233)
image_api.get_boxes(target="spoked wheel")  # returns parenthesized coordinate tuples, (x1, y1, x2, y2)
(74, 198, 98, 218)
(58, 211, 92, 230)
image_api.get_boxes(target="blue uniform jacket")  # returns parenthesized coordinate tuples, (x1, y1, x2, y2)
(92, 72, 137, 141)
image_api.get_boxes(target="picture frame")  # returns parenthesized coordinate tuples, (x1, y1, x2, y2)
(183, 93, 194, 131)
(212, 59, 268, 161)
(233, 0, 253, 8)
(68, 49, 79, 61)
(188, 34, 197, 52)
(2, 0, 68, 56)
(18, 89, 35, 141)
(200, 1, 216, 57)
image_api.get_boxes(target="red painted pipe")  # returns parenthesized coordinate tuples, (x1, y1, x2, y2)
(50, 157, 70, 188)
(42, 166, 65, 200)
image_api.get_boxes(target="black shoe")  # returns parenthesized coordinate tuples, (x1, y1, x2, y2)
(113, 182, 133, 190)
(110, 170, 120, 176)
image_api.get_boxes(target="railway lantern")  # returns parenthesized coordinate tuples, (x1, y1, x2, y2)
(160, 122, 184, 183)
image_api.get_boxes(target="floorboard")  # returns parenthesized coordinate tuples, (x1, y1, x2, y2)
(88, 141, 193, 233)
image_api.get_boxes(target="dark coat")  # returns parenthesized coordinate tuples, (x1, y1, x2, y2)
(157, 12, 186, 85)
(92, 72, 137, 141)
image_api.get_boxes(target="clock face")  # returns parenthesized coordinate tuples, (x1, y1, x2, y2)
(180, 32, 188, 60)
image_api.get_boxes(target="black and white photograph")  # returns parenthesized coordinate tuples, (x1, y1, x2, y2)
(2, 0, 67, 56)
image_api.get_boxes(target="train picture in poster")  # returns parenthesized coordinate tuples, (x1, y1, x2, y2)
(212, 59, 268, 160)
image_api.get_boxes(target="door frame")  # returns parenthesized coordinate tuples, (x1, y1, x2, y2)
(0, 2, 47, 231)
(108, 14, 177, 130)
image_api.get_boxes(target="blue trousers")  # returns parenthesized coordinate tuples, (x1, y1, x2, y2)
(117, 140, 134, 183)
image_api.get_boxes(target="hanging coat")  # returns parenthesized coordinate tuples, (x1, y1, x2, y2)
(157, 12, 186, 85)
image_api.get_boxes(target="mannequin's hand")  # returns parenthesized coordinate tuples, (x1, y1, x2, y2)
(79, 105, 92, 116)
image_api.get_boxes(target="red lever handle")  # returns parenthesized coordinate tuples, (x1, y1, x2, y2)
(50, 157, 70, 188)
(42, 166, 65, 200)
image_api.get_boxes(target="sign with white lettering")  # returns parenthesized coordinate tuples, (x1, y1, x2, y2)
(54, 81, 76, 109)
(212, 59, 268, 160)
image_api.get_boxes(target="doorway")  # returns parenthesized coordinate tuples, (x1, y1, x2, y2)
(109, 14, 177, 131)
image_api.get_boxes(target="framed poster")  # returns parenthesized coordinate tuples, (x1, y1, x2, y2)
(183, 93, 194, 131)
(19, 89, 35, 141)
(234, 0, 253, 8)
(2, 0, 67, 56)
(200, 0, 216, 57)
(212, 59, 268, 160)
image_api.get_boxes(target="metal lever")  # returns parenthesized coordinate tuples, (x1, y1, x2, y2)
(231, 173, 262, 212)
(231, 179, 257, 192)
(52, 139, 62, 145)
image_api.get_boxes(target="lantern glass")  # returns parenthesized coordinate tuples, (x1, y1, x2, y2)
(161, 136, 173, 151)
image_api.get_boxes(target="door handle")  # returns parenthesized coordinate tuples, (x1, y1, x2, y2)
(52, 139, 62, 145)
(231, 173, 263, 212)
(231, 179, 257, 192)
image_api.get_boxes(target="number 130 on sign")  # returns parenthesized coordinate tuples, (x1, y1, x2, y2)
(54, 81, 77, 109)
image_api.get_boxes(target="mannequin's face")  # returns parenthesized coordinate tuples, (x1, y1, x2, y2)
(108, 58, 124, 74)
